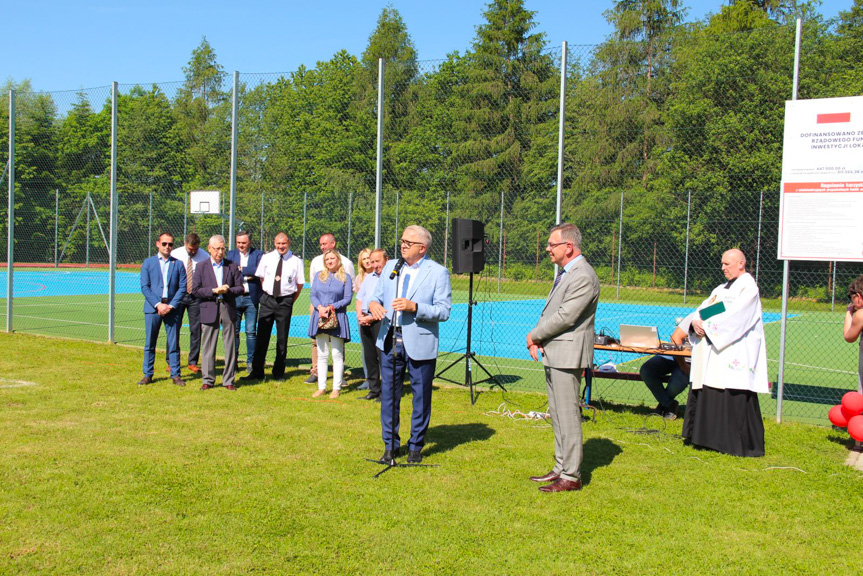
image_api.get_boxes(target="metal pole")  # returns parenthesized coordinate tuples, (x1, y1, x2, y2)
(108, 82, 119, 342)
(347, 190, 353, 260)
(229, 70, 239, 249)
(54, 189, 59, 267)
(683, 190, 691, 304)
(831, 261, 837, 312)
(498, 187, 504, 292)
(183, 192, 187, 239)
(443, 190, 450, 267)
(374, 58, 384, 248)
(148, 191, 153, 257)
(86, 191, 91, 267)
(260, 191, 264, 245)
(555, 41, 567, 226)
(554, 42, 568, 278)
(394, 190, 399, 255)
(777, 18, 803, 423)
(6, 90, 15, 333)
(616, 191, 623, 299)
(755, 190, 763, 284)
(302, 190, 307, 261)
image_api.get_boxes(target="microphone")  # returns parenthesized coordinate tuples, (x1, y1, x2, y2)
(389, 257, 406, 280)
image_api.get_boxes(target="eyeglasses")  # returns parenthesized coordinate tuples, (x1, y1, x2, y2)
(160, 241, 174, 247)
(546, 241, 571, 250)
(400, 238, 424, 248)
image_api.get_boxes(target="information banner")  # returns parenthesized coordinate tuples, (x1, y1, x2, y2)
(778, 96, 863, 261)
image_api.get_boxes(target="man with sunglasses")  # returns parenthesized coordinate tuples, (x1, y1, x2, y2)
(368, 225, 451, 464)
(139, 232, 187, 386)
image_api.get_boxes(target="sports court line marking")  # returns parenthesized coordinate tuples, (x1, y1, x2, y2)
(0, 378, 38, 388)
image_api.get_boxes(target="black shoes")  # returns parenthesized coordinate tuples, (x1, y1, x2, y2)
(654, 400, 679, 420)
(407, 450, 422, 464)
(379, 449, 399, 464)
(359, 393, 380, 401)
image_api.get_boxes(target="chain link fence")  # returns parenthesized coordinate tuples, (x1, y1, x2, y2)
(4, 23, 863, 424)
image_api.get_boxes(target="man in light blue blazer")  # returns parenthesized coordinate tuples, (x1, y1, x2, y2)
(368, 225, 452, 465)
(139, 232, 187, 386)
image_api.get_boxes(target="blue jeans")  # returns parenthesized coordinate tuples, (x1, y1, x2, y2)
(640, 355, 689, 407)
(234, 294, 258, 366)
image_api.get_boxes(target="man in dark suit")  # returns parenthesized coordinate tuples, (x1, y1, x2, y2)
(139, 232, 187, 387)
(193, 235, 244, 390)
(526, 223, 599, 493)
(226, 230, 264, 371)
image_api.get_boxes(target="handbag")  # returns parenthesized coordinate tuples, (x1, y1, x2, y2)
(317, 306, 339, 330)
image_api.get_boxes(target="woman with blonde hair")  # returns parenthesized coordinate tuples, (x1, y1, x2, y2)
(308, 249, 353, 398)
(354, 248, 372, 293)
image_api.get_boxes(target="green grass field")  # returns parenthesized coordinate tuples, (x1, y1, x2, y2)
(0, 267, 858, 425)
(1, 332, 861, 575)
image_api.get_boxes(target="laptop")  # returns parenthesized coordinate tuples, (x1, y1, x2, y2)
(618, 325, 660, 348)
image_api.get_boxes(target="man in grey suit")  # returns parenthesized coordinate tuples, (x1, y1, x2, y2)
(526, 223, 599, 493)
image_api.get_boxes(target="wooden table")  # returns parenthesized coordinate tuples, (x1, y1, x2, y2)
(583, 343, 691, 406)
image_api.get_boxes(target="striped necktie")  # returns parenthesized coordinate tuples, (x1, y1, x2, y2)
(185, 258, 194, 293)
(552, 269, 565, 291)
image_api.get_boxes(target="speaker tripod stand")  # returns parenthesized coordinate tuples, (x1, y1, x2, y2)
(435, 272, 505, 404)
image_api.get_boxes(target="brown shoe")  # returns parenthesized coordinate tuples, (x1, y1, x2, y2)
(539, 478, 582, 493)
(312, 389, 327, 398)
(529, 470, 560, 483)
(172, 376, 187, 387)
(329, 389, 340, 399)
(200, 383, 214, 390)
(137, 376, 153, 386)
(188, 364, 200, 374)
(224, 384, 237, 391)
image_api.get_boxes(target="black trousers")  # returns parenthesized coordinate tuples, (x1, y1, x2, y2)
(359, 319, 382, 396)
(175, 294, 201, 366)
(252, 293, 294, 378)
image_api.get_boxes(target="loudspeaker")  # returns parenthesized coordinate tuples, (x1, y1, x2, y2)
(452, 218, 485, 274)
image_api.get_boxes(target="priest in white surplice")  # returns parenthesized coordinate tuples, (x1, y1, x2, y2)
(678, 249, 768, 457)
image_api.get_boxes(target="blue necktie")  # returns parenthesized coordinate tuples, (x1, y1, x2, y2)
(401, 274, 411, 298)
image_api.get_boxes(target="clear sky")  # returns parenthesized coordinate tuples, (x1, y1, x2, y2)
(0, 0, 853, 93)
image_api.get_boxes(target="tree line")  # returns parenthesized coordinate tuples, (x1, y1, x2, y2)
(2, 0, 862, 296)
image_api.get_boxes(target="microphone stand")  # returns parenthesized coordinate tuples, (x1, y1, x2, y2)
(366, 264, 437, 477)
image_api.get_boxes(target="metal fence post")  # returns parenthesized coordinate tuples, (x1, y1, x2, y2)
(443, 190, 449, 268)
(302, 190, 307, 261)
(777, 18, 803, 423)
(54, 189, 59, 267)
(229, 70, 239, 249)
(108, 81, 119, 342)
(86, 191, 91, 268)
(6, 89, 15, 333)
(148, 191, 153, 257)
(554, 41, 567, 279)
(683, 190, 691, 304)
(347, 190, 353, 260)
(755, 189, 763, 284)
(498, 188, 504, 292)
(374, 58, 384, 248)
(616, 190, 623, 299)
(259, 191, 264, 246)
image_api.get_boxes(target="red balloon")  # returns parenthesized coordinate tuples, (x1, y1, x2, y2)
(841, 391, 863, 415)
(849, 415, 863, 442)
(829, 404, 850, 428)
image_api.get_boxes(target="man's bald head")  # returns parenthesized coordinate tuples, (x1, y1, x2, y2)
(721, 249, 747, 281)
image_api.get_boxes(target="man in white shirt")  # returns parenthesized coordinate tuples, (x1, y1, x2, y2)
(245, 232, 305, 380)
(305, 233, 356, 384)
(171, 233, 210, 374)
